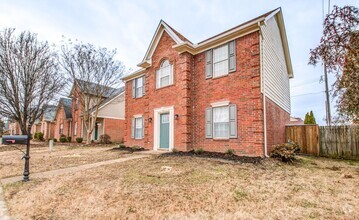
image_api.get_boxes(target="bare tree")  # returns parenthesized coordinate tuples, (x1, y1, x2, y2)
(309, 5, 359, 123)
(0, 28, 64, 134)
(60, 40, 125, 144)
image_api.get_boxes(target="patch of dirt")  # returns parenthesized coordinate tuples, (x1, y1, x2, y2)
(160, 150, 262, 164)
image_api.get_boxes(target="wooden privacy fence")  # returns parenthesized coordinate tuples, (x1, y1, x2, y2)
(319, 125, 359, 160)
(285, 125, 319, 155)
(286, 125, 359, 159)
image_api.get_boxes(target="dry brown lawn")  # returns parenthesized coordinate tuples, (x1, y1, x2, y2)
(2, 154, 359, 219)
(0, 143, 130, 179)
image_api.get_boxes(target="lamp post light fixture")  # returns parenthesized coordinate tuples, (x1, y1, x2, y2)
(23, 116, 31, 182)
(148, 117, 152, 123)
(175, 114, 179, 120)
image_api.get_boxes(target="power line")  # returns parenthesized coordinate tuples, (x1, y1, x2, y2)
(291, 91, 325, 97)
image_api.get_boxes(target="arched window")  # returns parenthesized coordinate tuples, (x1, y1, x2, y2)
(156, 59, 173, 88)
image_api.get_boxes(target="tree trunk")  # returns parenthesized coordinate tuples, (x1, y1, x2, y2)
(86, 130, 92, 145)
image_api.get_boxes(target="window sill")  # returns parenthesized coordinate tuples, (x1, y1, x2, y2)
(156, 83, 174, 91)
(213, 138, 230, 141)
(133, 95, 145, 100)
(212, 73, 229, 80)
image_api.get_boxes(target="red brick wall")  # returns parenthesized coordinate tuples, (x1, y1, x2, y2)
(104, 118, 125, 143)
(265, 97, 290, 153)
(124, 31, 193, 151)
(124, 31, 270, 157)
(54, 106, 71, 140)
(192, 32, 264, 156)
(71, 90, 82, 141)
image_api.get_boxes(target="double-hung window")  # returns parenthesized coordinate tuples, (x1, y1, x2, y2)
(156, 60, 173, 88)
(213, 44, 229, 78)
(59, 124, 63, 135)
(132, 116, 144, 139)
(132, 76, 145, 98)
(205, 103, 237, 139)
(213, 106, 230, 138)
(205, 40, 236, 79)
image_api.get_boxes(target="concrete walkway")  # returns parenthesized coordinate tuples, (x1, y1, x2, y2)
(0, 186, 11, 220)
(1, 154, 150, 185)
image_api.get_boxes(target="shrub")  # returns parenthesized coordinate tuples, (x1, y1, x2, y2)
(270, 141, 300, 163)
(59, 136, 67, 143)
(172, 148, 179, 153)
(119, 144, 126, 148)
(66, 137, 72, 142)
(225, 149, 236, 155)
(194, 148, 204, 155)
(76, 137, 83, 143)
(37, 132, 44, 141)
(34, 132, 38, 139)
(53, 138, 57, 142)
(99, 134, 111, 144)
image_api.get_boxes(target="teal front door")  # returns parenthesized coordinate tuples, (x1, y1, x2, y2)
(95, 123, 98, 140)
(159, 113, 170, 149)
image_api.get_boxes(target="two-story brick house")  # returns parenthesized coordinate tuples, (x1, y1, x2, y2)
(69, 80, 125, 143)
(122, 8, 293, 157)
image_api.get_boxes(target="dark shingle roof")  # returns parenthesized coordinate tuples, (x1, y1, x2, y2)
(43, 105, 57, 121)
(60, 98, 72, 119)
(75, 79, 119, 98)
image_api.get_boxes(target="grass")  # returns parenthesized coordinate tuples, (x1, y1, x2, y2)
(2, 154, 359, 219)
(0, 143, 130, 179)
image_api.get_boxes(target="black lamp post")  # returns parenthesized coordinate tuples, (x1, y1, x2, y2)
(23, 116, 31, 182)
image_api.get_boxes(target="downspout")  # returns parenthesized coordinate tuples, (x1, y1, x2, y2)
(259, 21, 269, 158)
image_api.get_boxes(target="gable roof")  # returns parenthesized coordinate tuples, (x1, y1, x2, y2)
(54, 98, 72, 121)
(70, 79, 119, 98)
(123, 7, 293, 81)
(43, 105, 57, 121)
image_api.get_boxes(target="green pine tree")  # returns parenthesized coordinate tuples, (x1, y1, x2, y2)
(309, 111, 316, 124)
(304, 113, 310, 124)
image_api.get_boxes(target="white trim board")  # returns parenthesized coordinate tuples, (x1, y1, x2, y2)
(153, 106, 174, 151)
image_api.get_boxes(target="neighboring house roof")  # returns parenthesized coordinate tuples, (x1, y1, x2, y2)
(54, 98, 72, 121)
(60, 98, 73, 119)
(123, 7, 293, 81)
(70, 79, 119, 98)
(289, 117, 304, 125)
(90, 86, 125, 114)
(43, 105, 57, 122)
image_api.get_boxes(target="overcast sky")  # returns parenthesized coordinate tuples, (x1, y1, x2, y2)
(0, 0, 357, 125)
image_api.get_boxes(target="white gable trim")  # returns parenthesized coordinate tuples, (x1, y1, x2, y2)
(138, 20, 184, 68)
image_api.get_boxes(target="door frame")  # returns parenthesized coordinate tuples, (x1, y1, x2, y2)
(153, 106, 174, 151)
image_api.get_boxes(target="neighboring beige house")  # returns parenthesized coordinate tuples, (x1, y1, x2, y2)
(89, 88, 126, 142)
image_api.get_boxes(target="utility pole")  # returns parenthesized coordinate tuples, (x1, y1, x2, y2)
(323, 0, 332, 125)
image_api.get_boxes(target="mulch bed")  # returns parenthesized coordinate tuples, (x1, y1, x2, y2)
(111, 146, 148, 153)
(160, 150, 262, 164)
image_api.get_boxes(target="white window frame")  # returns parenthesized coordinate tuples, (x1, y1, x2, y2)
(212, 105, 230, 139)
(133, 76, 144, 98)
(156, 60, 173, 89)
(74, 122, 77, 136)
(60, 124, 64, 135)
(213, 44, 229, 78)
(134, 116, 143, 140)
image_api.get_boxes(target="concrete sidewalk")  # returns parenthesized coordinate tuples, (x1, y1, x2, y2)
(0, 186, 11, 220)
(1, 154, 150, 185)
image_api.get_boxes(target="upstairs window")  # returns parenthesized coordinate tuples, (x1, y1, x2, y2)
(132, 76, 146, 98)
(156, 60, 173, 88)
(213, 44, 229, 78)
(205, 40, 236, 79)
